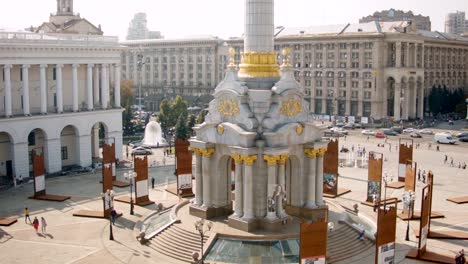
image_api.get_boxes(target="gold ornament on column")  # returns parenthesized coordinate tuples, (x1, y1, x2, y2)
(281, 48, 292, 67)
(189, 147, 203, 156)
(238, 52, 280, 79)
(217, 99, 240, 117)
(200, 148, 215, 158)
(242, 155, 258, 166)
(304, 149, 317, 158)
(231, 153, 243, 164)
(316, 148, 328, 157)
(264, 155, 280, 166)
(217, 124, 225, 135)
(228, 48, 236, 69)
(296, 124, 304, 135)
(278, 154, 289, 164)
(280, 97, 303, 117)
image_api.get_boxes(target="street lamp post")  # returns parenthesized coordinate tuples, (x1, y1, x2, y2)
(101, 189, 115, 240)
(194, 219, 212, 264)
(124, 171, 137, 215)
(136, 53, 145, 112)
(403, 191, 415, 241)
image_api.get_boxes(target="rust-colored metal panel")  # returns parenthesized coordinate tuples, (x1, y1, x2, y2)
(175, 139, 192, 176)
(427, 171, 434, 234)
(375, 199, 398, 264)
(404, 161, 417, 192)
(366, 152, 383, 203)
(398, 139, 413, 182)
(102, 143, 116, 164)
(134, 156, 149, 204)
(102, 163, 113, 193)
(417, 184, 431, 257)
(300, 207, 328, 262)
(323, 139, 339, 196)
(33, 150, 46, 197)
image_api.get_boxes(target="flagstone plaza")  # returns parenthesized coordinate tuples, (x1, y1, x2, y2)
(0, 128, 467, 263)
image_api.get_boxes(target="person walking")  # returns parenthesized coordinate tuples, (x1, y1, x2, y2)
(110, 209, 117, 225)
(32, 217, 39, 233)
(40, 217, 47, 233)
(24, 207, 32, 224)
(418, 169, 421, 181)
(422, 170, 426, 184)
(151, 177, 155, 189)
(444, 155, 448, 164)
(451, 158, 454, 167)
(372, 192, 378, 212)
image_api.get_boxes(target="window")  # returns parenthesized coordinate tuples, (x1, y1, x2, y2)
(28, 132, 35, 146)
(326, 71, 334, 78)
(338, 71, 346, 78)
(364, 42, 373, 49)
(351, 62, 359, 68)
(327, 53, 335, 59)
(327, 89, 334, 97)
(364, 52, 372, 59)
(351, 72, 359, 78)
(363, 72, 372, 79)
(339, 62, 347, 68)
(339, 53, 348, 59)
(351, 52, 359, 59)
(305, 80, 311, 86)
(351, 43, 359, 49)
(315, 71, 323, 77)
(364, 81, 372, 89)
(364, 91, 372, 99)
(316, 62, 323, 68)
(339, 90, 346, 97)
(327, 80, 334, 87)
(352, 81, 359, 88)
(315, 53, 323, 59)
(315, 43, 323, 50)
(315, 89, 323, 96)
(53, 68, 57, 80)
(315, 80, 322, 87)
(339, 43, 347, 49)
(326, 62, 334, 68)
(351, 91, 358, 99)
(326, 43, 335, 50)
(340, 81, 346, 87)
(364, 63, 373, 69)
(61, 146, 68, 160)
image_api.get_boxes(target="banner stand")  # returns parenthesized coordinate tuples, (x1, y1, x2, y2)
(166, 138, 194, 198)
(387, 138, 412, 189)
(323, 138, 350, 198)
(115, 156, 155, 206)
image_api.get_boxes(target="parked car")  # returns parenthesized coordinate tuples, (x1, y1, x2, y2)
(419, 129, 434, 135)
(375, 132, 385, 138)
(410, 132, 422, 138)
(383, 129, 398, 136)
(354, 123, 363, 129)
(361, 130, 375, 136)
(330, 127, 348, 135)
(133, 147, 153, 155)
(335, 121, 345, 127)
(459, 136, 468, 142)
(434, 133, 456, 144)
(343, 123, 355, 129)
(391, 126, 403, 134)
(403, 128, 416, 134)
(456, 132, 468, 138)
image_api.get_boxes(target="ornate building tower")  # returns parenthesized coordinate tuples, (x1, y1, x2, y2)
(189, 0, 327, 232)
(57, 0, 74, 15)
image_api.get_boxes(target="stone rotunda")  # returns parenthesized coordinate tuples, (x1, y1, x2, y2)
(189, 0, 327, 232)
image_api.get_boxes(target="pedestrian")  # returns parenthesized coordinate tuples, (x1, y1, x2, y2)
(444, 155, 448, 164)
(436, 145, 440, 152)
(24, 207, 32, 224)
(357, 229, 365, 240)
(418, 169, 421, 181)
(19, 174, 23, 185)
(40, 217, 47, 233)
(422, 170, 426, 184)
(110, 208, 117, 225)
(463, 162, 467, 170)
(352, 145, 355, 152)
(451, 158, 454, 167)
(366, 136, 369, 142)
(372, 192, 378, 212)
(151, 177, 155, 189)
(456, 249, 466, 264)
(389, 143, 392, 152)
(32, 217, 39, 233)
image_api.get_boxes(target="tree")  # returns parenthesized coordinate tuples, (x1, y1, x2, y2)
(187, 114, 196, 137)
(122, 104, 135, 136)
(196, 109, 206, 124)
(120, 80, 134, 109)
(157, 99, 172, 138)
(171, 95, 188, 124)
(175, 113, 189, 140)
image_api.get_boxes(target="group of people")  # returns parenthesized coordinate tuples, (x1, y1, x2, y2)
(456, 249, 466, 264)
(24, 207, 47, 233)
(444, 155, 467, 169)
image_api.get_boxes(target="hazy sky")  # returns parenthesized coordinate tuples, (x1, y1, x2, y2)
(0, 0, 467, 40)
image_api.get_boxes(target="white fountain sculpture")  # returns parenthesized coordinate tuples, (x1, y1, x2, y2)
(141, 116, 168, 148)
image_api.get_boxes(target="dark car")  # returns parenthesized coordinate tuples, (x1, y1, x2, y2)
(459, 136, 468, 142)
(383, 129, 398, 136)
(456, 132, 468, 138)
(391, 126, 403, 134)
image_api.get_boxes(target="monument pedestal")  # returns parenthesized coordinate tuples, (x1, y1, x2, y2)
(228, 215, 257, 232)
(189, 204, 232, 219)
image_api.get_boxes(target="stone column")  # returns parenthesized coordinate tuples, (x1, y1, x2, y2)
(242, 155, 257, 220)
(86, 64, 94, 111)
(55, 64, 63, 113)
(413, 44, 418, 67)
(418, 86, 424, 119)
(383, 42, 388, 67)
(72, 64, 79, 112)
(91, 125, 100, 158)
(244, 0, 274, 53)
(304, 149, 317, 208)
(315, 148, 326, 206)
(394, 82, 401, 121)
(4, 65, 12, 117)
(395, 42, 402, 68)
(264, 155, 279, 219)
(194, 150, 203, 206)
(358, 82, 364, 117)
(232, 154, 244, 217)
(45, 138, 62, 174)
(277, 154, 287, 217)
(94, 66, 100, 106)
(402, 86, 409, 120)
(21, 65, 30, 116)
(321, 98, 326, 114)
(77, 135, 92, 168)
(101, 64, 109, 109)
(345, 75, 352, 115)
(201, 148, 215, 208)
(13, 142, 28, 180)
(405, 43, 410, 67)
(114, 64, 121, 108)
(41, 64, 49, 114)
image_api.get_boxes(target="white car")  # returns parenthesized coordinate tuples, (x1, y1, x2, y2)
(361, 130, 375, 136)
(419, 129, 433, 135)
(434, 133, 456, 144)
(403, 128, 416, 134)
(330, 127, 348, 135)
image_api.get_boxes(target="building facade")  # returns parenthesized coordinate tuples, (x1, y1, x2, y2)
(445, 11, 468, 35)
(0, 31, 123, 183)
(120, 37, 229, 111)
(360, 9, 431, 31)
(126, 13, 162, 41)
(227, 22, 468, 120)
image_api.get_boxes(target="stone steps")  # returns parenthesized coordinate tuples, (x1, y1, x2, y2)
(327, 223, 374, 263)
(149, 223, 209, 263)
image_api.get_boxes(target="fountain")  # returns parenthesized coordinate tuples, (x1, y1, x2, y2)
(141, 116, 168, 148)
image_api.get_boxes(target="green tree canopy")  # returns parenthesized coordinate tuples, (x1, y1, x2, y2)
(187, 114, 196, 137)
(175, 113, 189, 140)
(196, 109, 206, 124)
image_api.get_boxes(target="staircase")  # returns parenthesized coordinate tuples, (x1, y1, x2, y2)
(327, 222, 374, 263)
(148, 223, 209, 263)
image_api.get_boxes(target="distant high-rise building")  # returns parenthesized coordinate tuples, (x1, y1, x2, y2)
(360, 9, 431, 31)
(445, 11, 468, 35)
(126, 12, 163, 40)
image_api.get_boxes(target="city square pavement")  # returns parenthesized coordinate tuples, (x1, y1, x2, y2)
(0, 131, 467, 263)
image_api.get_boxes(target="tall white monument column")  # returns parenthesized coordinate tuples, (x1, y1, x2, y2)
(315, 148, 326, 206)
(40, 64, 48, 114)
(232, 154, 244, 217)
(242, 155, 257, 220)
(56, 64, 63, 113)
(201, 149, 215, 207)
(277, 155, 287, 217)
(244, 0, 274, 53)
(114, 64, 121, 107)
(94, 65, 100, 106)
(4, 65, 12, 117)
(21, 65, 30, 116)
(264, 155, 279, 219)
(86, 64, 94, 111)
(72, 64, 79, 112)
(101, 64, 109, 109)
(394, 82, 401, 121)
(194, 150, 203, 206)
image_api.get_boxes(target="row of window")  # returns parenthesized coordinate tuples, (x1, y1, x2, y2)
(313, 89, 372, 99)
(309, 80, 373, 88)
(281, 42, 374, 51)
(293, 62, 374, 69)
(305, 71, 375, 78)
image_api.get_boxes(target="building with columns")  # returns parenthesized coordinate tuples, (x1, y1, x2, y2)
(189, 0, 326, 232)
(359, 9, 431, 31)
(227, 21, 468, 120)
(0, 30, 123, 184)
(120, 37, 229, 111)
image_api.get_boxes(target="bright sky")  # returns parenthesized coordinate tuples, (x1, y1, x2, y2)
(0, 0, 467, 40)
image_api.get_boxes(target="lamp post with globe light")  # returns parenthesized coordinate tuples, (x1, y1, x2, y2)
(194, 219, 212, 264)
(402, 190, 416, 241)
(101, 189, 115, 240)
(124, 171, 137, 215)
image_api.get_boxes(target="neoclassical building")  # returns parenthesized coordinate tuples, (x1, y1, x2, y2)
(0, 31, 122, 183)
(228, 21, 468, 120)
